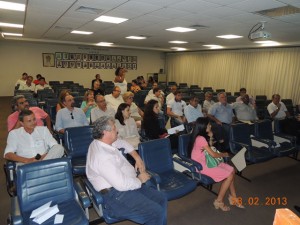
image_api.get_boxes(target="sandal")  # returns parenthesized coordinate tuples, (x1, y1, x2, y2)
(213, 199, 230, 211)
(228, 195, 245, 209)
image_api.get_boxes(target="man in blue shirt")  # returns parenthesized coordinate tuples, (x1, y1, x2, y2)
(55, 95, 89, 134)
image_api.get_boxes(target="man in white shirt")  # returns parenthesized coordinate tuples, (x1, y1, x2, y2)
(167, 90, 186, 125)
(91, 95, 115, 123)
(166, 85, 177, 105)
(147, 82, 165, 98)
(86, 116, 167, 224)
(15, 72, 28, 87)
(104, 86, 124, 112)
(267, 94, 289, 119)
(184, 96, 204, 123)
(34, 77, 52, 94)
(4, 109, 64, 165)
(144, 87, 164, 111)
(236, 88, 255, 106)
(203, 91, 215, 115)
(18, 75, 35, 92)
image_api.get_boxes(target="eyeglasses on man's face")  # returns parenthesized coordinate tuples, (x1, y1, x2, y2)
(18, 100, 28, 105)
(70, 112, 74, 119)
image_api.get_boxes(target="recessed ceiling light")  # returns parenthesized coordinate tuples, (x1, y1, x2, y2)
(126, 36, 146, 40)
(217, 35, 243, 39)
(169, 41, 188, 44)
(203, 45, 224, 49)
(2, 32, 22, 36)
(71, 30, 93, 35)
(96, 42, 114, 46)
(166, 27, 196, 33)
(171, 47, 187, 51)
(0, 22, 23, 28)
(94, 15, 128, 24)
(254, 40, 280, 46)
(0, 1, 25, 11)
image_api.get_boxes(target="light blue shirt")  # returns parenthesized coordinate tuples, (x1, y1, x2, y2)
(208, 102, 234, 124)
(80, 101, 96, 119)
(55, 107, 89, 131)
(184, 104, 204, 123)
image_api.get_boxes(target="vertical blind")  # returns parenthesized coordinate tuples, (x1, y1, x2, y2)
(166, 47, 300, 104)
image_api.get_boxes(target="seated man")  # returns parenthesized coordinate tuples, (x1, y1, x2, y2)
(91, 80, 105, 97)
(4, 109, 64, 165)
(86, 116, 167, 224)
(34, 77, 52, 94)
(202, 91, 215, 115)
(55, 95, 89, 134)
(144, 87, 164, 111)
(15, 72, 28, 87)
(147, 82, 165, 98)
(232, 94, 258, 122)
(7, 95, 52, 132)
(236, 88, 255, 106)
(208, 92, 235, 150)
(104, 86, 124, 112)
(18, 75, 35, 92)
(267, 94, 300, 142)
(184, 95, 204, 123)
(167, 90, 187, 126)
(91, 94, 115, 123)
(166, 85, 177, 105)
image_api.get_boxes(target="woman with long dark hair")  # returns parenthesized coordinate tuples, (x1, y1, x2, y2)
(187, 117, 244, 211)
(115, 103, 140, 149)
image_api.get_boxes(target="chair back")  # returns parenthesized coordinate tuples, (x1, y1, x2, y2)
(255, 120, 274, 140)
(178, 133, 191, 158)
(138, 138, 174, 173)
(64, 126, 93, 158)
(230, 123, 252, 154)
(17, 158, 74, 214)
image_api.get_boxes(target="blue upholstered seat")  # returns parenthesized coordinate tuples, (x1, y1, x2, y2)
(138, 138, 197, 201)
(9, 158, 90, 225)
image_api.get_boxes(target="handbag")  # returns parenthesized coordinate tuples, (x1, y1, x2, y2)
(204, 146, 224, 168)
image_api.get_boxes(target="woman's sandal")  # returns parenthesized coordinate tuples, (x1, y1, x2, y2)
(228, 195, 245, 209)
(213, 199, 230, 211)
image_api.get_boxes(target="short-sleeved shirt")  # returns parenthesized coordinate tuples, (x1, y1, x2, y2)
(90, 106, 115, 123)
(7, 107, 48, 132)
(232, 102, 257, 121)
(105, 94, 124, 112)
(203, 100, 215, 112)
(208, 102, 234, 124)
(34, 84, 52, 93)
(115, 118, 140, 149)
(4, 126, 57, 158)
(184, 104, 204, 123)
(55, 107, 89, 131)
(18, 83, 35, 92)
(267, 101, 287, 119)
(167, 99, 186, 117)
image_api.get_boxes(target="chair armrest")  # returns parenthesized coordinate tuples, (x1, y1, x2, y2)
(173, 156, 197, 172)
(10, 196, 22, 225)
(83, 178, 104, 206)
(178, 155, 203, 171)
(230, 140, 250, 149)
(251, 137, 275, 147)
(73, 179, 91, 209)
(146, 170, 161, 185)
(274, 133, 297, 144)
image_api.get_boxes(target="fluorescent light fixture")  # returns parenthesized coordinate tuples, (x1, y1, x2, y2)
(126, 36, 146, 40)
(217, 34, 243, 39)
(96, 42, 114, 46)
(166, 27, 196, 33)
(94, 15, 128, 24)
(0, 22, 23, 28)
(254, 40, 281, 46)
(2, 32, 22, 36)
(169, 40, 188, 44)
(171, 47, 187, 51)
(71, 30, 93, 35)
(0, 1, 25, 11)
(203, 44, 224, 49)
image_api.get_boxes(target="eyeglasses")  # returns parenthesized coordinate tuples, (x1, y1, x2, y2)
(18, 100, 28, 105)
(128, 97, 134, 99)
(70, 112, 74, 119)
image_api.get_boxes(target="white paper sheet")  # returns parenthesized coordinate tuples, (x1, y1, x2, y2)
(30, 201, 52, 218)
(167, 124, 185, 135)
(231, 147, 247, 172)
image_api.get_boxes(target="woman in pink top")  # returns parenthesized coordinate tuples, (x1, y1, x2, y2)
(188, 117, 244, 211)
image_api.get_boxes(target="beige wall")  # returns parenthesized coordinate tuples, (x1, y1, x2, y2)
(0, 40, 166, 96)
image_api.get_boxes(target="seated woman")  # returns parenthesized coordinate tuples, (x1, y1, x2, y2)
(123, 92, 143, 126)
(130, 79, 141, 93)
(56, 89, 70, 112)
(115, 103, 140, 149)
(80, 89, 97, 121)
(187, 117, 244, 211)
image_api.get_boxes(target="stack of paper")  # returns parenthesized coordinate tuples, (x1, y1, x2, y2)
(167, 124, 185, 135)
(30, 201, 64, 224)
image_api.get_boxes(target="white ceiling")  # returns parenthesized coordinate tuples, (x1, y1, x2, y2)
(0, 0, 300, 51)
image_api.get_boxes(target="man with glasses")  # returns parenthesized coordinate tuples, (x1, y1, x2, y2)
(7, 95, 52, 132)
(91, 95, 115, 123)
(184, 95, 204, 123)
(104, 86, 124, 112)
(55, 95, 89, 134)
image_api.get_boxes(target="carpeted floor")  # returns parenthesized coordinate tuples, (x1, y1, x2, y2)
(0, 96, 299, 225)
